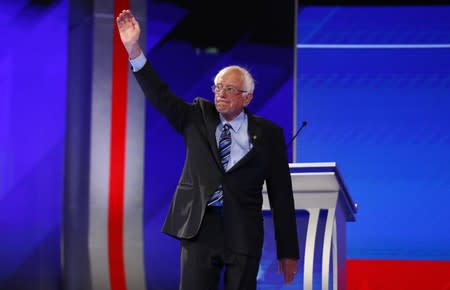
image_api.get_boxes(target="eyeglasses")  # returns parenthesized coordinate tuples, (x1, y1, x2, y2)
(211, 84, 247, 95)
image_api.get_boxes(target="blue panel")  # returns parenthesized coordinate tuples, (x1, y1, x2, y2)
(298, 6, 450, 44)
(0, 1, 67, 289)
(296, 5, 450, 260)
(312, 210, 328, 289)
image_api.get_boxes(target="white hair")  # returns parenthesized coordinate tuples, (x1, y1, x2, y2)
(214, 65, 255, 94)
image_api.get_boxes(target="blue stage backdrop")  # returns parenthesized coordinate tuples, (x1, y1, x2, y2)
(296, 5, 450, 260)
(0, 1, 67, 289)
(4, 1, 450, 290)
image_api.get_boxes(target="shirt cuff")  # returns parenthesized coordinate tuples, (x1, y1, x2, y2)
(129, 52, 147, 72)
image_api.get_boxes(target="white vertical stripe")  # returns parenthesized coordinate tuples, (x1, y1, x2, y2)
(304, 208, 320, 290)
(89, 2, 114, 290)
(123, 1, 147, 290)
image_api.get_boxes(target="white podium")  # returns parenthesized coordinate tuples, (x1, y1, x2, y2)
(262, 162, 357, 290)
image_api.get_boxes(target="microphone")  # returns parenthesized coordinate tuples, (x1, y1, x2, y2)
(287, 120, 308, 149)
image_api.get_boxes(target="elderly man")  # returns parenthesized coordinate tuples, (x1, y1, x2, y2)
(116, 9, 299, 290)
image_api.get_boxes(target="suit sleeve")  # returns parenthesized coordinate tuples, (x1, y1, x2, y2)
(265, 126, 300, 260)
(133, 61, 191, 133)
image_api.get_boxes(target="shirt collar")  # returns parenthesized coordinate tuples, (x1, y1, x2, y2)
(219, 111, 246, 133)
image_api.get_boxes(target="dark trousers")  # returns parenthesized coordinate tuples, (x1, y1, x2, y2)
(179, 207, 261, 290)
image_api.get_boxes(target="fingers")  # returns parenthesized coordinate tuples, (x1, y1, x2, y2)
(116, 9, 134, 26)
(283, 270, 296, 284)
(279, 258, 298, 284)
(130, 15, 140, 29)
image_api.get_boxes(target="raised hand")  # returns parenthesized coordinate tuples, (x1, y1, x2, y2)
(116, 9, 142, 59)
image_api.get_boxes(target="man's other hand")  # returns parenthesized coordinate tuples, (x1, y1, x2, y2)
(278, 258, 298, 284)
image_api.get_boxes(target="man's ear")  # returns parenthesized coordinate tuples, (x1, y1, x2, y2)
(244, 93, 253, 106)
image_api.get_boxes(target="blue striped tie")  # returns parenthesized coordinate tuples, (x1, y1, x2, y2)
(208, 123, 231, 206)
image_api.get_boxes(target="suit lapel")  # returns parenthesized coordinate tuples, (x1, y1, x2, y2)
(204, 110, 222, 170)
(203, 105, 262, 173)
(227, 112, 261, 173)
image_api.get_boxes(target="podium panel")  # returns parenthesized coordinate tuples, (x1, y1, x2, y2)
(258, 162, 357, 290)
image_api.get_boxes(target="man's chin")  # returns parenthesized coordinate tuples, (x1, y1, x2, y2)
(215, 105, 228, 114)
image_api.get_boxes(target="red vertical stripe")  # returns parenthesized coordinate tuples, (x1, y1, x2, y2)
(109, 1, 130, 290)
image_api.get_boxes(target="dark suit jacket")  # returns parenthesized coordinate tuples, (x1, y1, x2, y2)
(134, 62, 299, 259)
